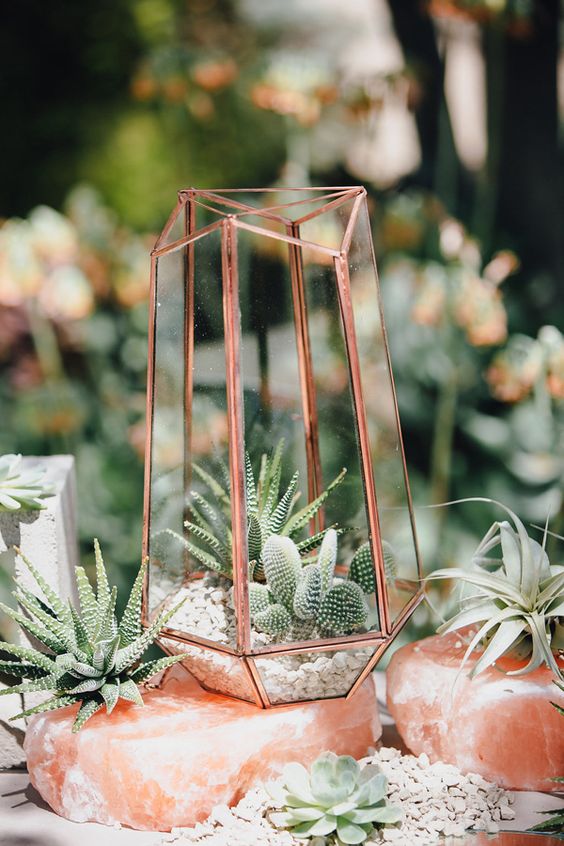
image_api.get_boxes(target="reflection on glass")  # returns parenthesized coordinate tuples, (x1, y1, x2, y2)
(161, 638, 255, 703)
(347, 203, 421, 624)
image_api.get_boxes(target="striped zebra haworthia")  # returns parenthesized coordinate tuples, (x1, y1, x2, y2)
(0, 541, 187, 731)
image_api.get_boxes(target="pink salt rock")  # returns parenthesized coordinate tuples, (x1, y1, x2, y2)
(387, 632, 564, 792)
(24, 669, 381, 831)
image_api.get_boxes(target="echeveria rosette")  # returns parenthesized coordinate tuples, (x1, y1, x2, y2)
(268, 752, 402, 844)
(426, 498, 564, 681)
(0, 453, 53, 512)
(0, 540, 188, 731)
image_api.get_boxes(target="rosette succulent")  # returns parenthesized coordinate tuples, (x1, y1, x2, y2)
(0, 453, 53, 512)
(427, 498, 564, 679)
(0, 540, 187, 731)
(268, 752, 402, 844)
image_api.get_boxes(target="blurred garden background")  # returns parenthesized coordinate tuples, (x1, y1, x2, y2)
(0, 0, 562, 638)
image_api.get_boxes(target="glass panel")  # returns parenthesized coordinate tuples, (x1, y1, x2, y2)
(157, 199, 187, 248)
(160, 638, 256, 703)
(297, 195, 357, 252)
(147, 248, 186, 616)
(346, 201, 421, 624)
(254, 645, 374, 704)
(149, 228, 237, 651)
(235, 220, 380, 652)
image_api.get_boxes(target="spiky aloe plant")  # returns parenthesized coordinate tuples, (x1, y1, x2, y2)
(249, 529, 372, 639)
(268, 752, 402, 844)
(0, 541, 187, 731)
(167, 440, 348, 580)
(0, 454, 53, 512)
(427, 498, 564, 680)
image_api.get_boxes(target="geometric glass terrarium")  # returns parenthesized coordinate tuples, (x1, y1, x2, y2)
(142, 186, 423, 707)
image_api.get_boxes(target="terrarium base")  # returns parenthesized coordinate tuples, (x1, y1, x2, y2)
(24, 667, 381, 831)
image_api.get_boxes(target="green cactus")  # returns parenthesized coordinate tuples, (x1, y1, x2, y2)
(251, 529, 371, 641)
(349, 540, 397, 595)
(293, 564, 322, 621)
(262, 534, 302, 611)
(248, 581, 270, 616)
(166, 440, 348, 581)
(253, 603, 292, 636)
(318, 581, 369, 636)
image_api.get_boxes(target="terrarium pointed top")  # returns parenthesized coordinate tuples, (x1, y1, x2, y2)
(154, 186, 366, 253)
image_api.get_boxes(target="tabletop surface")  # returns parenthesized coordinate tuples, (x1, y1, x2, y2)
(1, 674, 562, 846)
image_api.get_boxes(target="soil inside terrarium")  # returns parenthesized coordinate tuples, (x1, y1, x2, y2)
(161, 572, 373, 704)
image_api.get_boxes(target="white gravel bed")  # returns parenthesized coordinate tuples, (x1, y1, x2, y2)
(155, 747, 516, 846)
(162, 575, 373, 703)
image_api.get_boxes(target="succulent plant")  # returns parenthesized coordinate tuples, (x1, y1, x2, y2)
(0, 454, 53, 512)
(250, 529, 372, 639)
(167, 439, 348, 580)
(427, 498, 564, 680)
(268, 751, 402, 844)
(349, 540, 397, 593)
(0, 540, 187, 731)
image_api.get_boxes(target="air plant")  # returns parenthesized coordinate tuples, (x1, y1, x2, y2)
(0, 454, 53, 512)
(268, 751, 402, 844)
(0, 541, 187, 731)
(427, 498, 564, 680)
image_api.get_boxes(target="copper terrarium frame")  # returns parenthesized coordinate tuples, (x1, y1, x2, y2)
(142, 186, 424, 708)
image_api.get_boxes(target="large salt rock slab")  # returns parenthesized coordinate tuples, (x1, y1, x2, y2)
(25, 670, 381, 831)
(387, 633, 564, 791)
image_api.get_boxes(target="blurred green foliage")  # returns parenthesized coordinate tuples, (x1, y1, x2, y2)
(0, 0, 562, 637)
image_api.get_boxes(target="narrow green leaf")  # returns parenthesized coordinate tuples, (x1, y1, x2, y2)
(93, 538, 111, 610)
(192, 462, 230, 508)
(244, 452, 258, 513)
(15, 593, 81, 657)
(14, 547, 72, 626)
(68, 603, 92, 653)
(0, 599, 66, 655)
(118, 559, 147, 647)
(470, 618, 528, 677)
(100, 681, 120, 714)
(75, 566, 99, 638)
(12, 694, 76, 721)
(114, 596, 187, 674)
(130, 653, 188, 684)
(283, 469, 346, 537)
(0, 640, 56, 672)
(0, 673, 64, 696)
(268, 471, 299, 535)
(118, 678, 144, 705)
(0, 660, 47, 680)
(162, 529, 229, 576)
(72, 697, 104, 732)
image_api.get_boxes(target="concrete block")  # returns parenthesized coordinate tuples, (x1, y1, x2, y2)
(0, 682, 25, 769)
(0, 455, 79, 621)
(0, 455, 79, 766)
